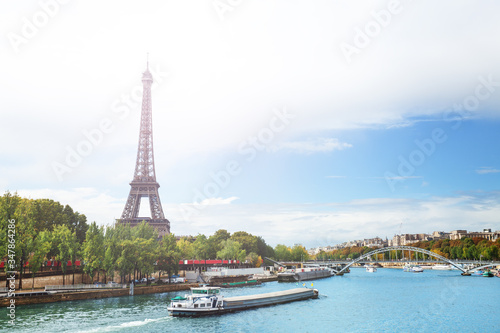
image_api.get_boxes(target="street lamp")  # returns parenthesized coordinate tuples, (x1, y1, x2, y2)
(480, 254, 483, 264)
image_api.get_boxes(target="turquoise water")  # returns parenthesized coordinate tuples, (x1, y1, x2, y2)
(6, 268, 500, 332)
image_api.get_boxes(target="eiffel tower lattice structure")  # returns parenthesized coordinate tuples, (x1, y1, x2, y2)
(118, 62, 170, 237)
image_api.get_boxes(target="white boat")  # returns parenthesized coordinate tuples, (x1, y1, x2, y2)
(167, 286, 319, 317)
(411, 265, 424, 273)
(403, 264, 423, 273)
(365, 265, 377, 273)
(432, 264, 452, 270)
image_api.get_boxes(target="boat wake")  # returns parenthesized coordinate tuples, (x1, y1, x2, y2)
(76, 317, 170, 332)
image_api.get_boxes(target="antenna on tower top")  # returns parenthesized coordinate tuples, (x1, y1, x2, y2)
(146, 52, 149, 70)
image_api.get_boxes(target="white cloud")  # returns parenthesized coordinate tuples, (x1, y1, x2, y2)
(13, 188, 499, 248)
(167, 192, 500, 248)
(476, 167, 500, 175)
(381, 176, 423, 180)
(1, 1, 500, 192)
(269, 138, 352, 154)
(197, 196, 239, 206)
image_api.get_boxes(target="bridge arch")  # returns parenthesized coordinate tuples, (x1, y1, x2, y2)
(336, 246, 466, 274)
(468, 263, 497, 273)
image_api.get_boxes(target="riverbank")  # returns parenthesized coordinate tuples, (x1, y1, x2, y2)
(0, 283, 199, 307)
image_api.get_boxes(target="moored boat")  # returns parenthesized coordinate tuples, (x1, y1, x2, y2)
(278, 263, 333, 282)
(167, 286, 319, 317)
(403, 264, 423, 273)
(365, 265, 377, 273)
(218, 280, 261, 288)
(483, 270, 494, 277)
(432, 264, 452, 270)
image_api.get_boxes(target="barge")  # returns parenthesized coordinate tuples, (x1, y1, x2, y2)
(207, 275, 262, 288)
(167, 286, 318, 317)
(216, 279, 262, 288)
(277, 263, 333, 282)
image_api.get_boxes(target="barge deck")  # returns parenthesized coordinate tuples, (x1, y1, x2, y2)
(167, 287, 318, 317)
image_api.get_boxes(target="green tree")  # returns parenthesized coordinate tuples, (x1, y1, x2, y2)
(217, 239, 246, 262)
(135, 237, 158, 283)
(132, 222, 158, 281)
(68, 231, 80, 285)
(274, 244, 291, 261)
(53, 225, 73, 285)
(133, 220, 157, 240)
(117, 239, 136, 283)
(103, 226, 121, 283)
(490, 245, 499, 260)
(61, 204, 88, 244)
(12, 197, 37, 289)
(207, 229, 231, 258)
(158, 233, 181, 283)
(193, 234, 210, 260)
(231, 231, 258, 254)
(0, 192, 22, 287)
(291, 245, 309, 262)
(83, 222, 105, 282)
(193, 234, 211, 272)
(177, 237, 195, 259)
(255, 236, 271, 258)
(462, 238, 474, 247)
(32, 199, 88, 243)
(247, 252, 262, 267)
(29, 230, 52, 290)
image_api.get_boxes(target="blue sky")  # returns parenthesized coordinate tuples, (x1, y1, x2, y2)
(0, 1, 499, 247)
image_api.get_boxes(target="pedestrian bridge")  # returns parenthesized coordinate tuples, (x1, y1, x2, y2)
(330, 246, 499, 275)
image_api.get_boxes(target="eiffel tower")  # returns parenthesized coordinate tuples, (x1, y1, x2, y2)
(118, 61, 170, 237)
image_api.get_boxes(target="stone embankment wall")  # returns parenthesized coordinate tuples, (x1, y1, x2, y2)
(0, 283, 198, 307)
(1, 271, 166, 289)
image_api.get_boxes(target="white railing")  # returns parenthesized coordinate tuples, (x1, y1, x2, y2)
(45, 283, 125, 291)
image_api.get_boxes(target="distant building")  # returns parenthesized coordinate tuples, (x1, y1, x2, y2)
(432, 231, 450, 240)
(449, 230, 467, 240)
(462, 229, 499, 241)
(363, 237, 386, 248)
(389, 233, 431, 246)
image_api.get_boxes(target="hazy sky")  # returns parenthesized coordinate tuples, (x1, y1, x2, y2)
(1, 0, 499, 247)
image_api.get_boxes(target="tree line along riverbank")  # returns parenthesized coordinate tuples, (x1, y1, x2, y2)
(1, 192, 308, 290)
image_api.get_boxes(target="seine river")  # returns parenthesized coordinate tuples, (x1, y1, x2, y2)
(8, 268, 500, 332)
